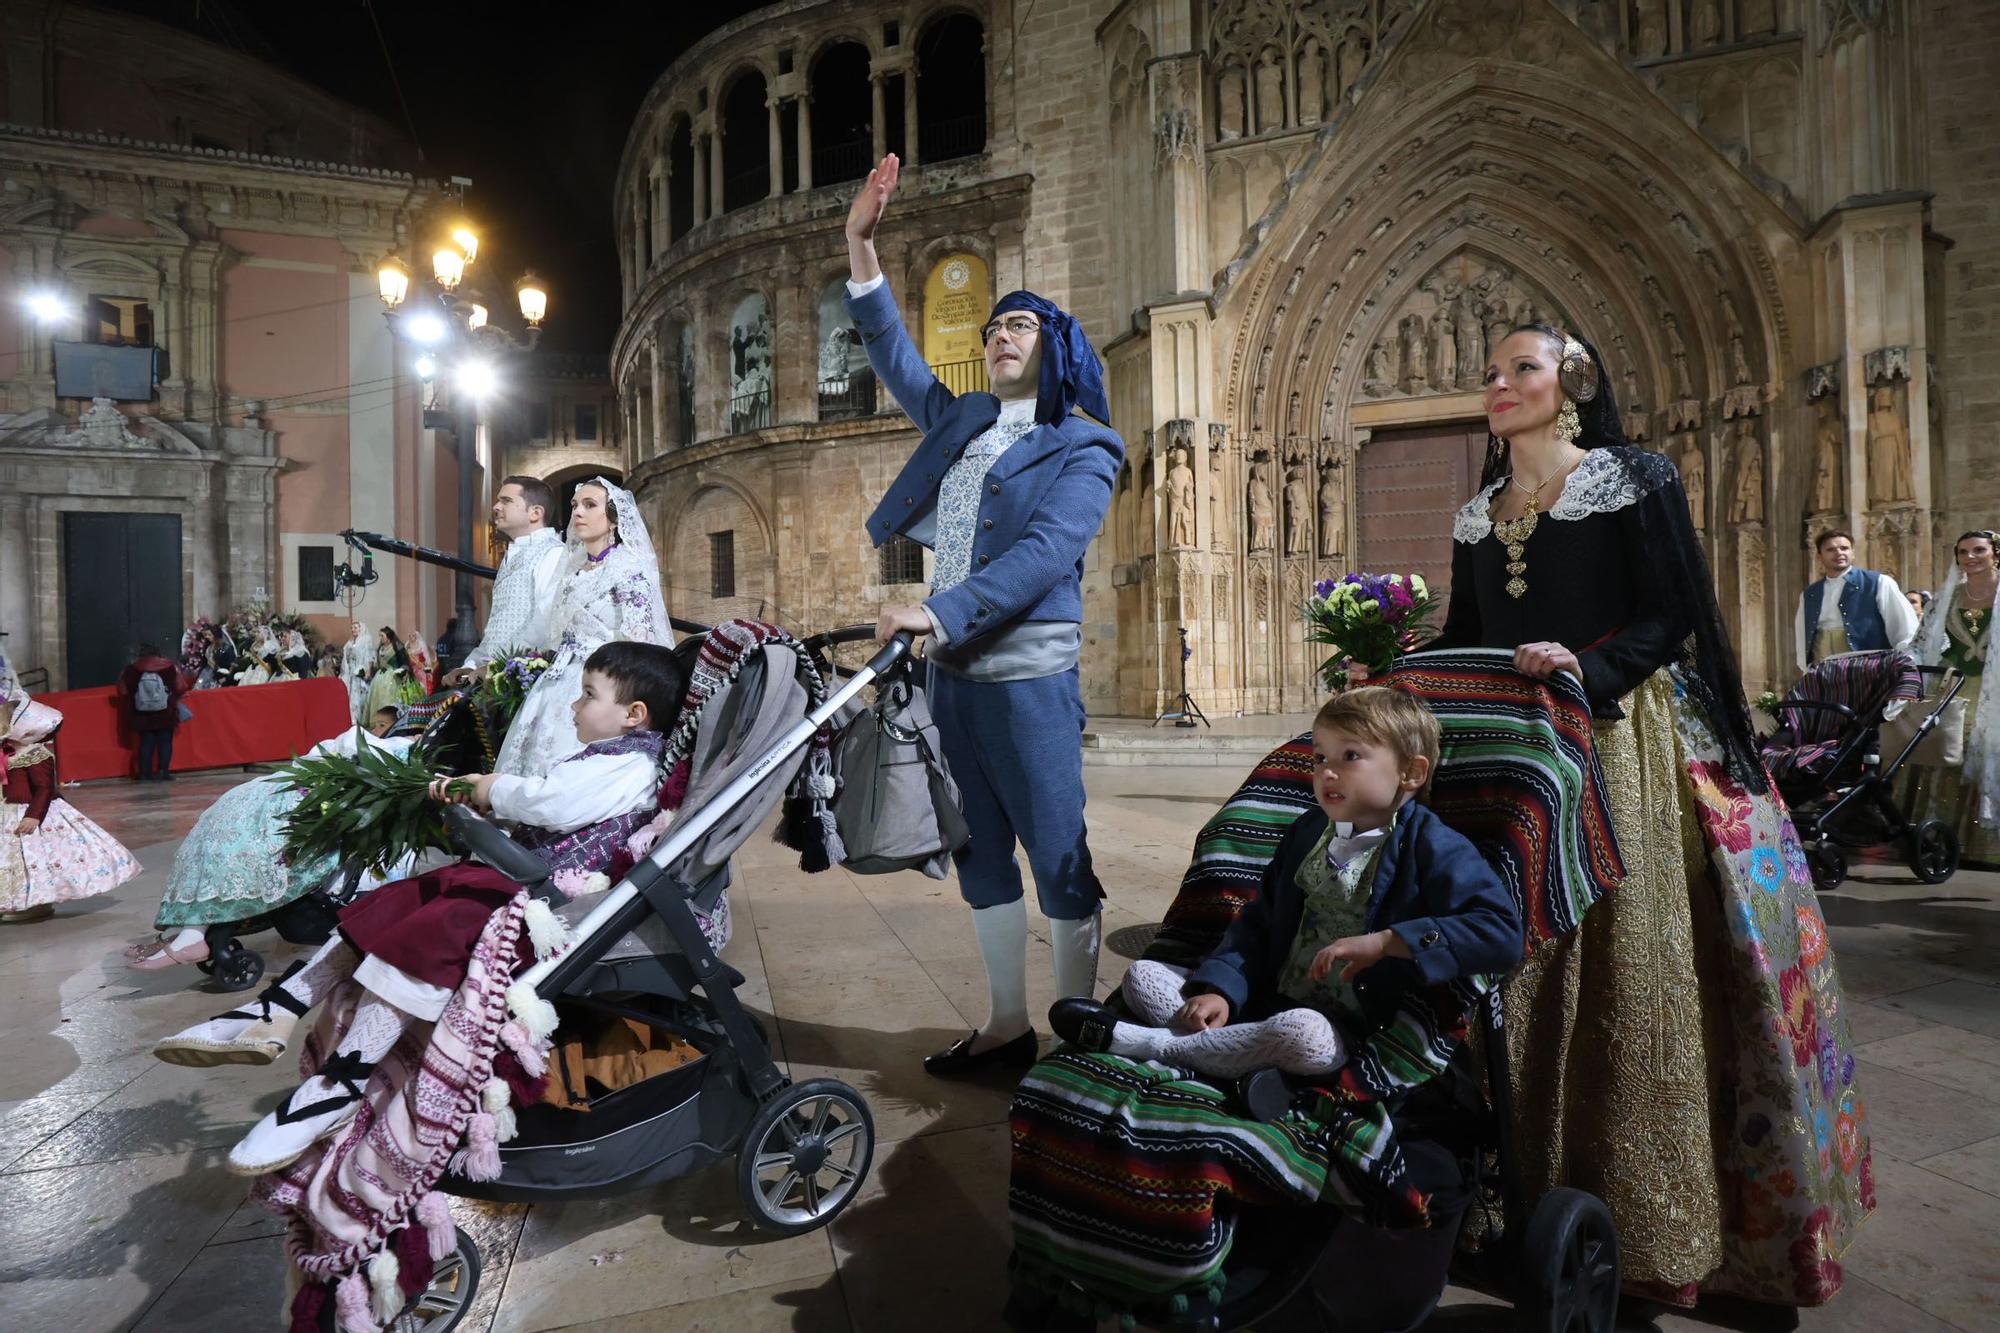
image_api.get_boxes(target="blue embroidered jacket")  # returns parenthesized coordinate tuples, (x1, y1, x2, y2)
(848, 281, 1122, 648)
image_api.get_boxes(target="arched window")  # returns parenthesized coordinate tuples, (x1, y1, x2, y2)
(667, 116, 695, 241)
(720, 70, 772, 211)
(809, 41, 874, 187)
(815, 276, 874, 419)
(916, 13, 986, 162)
(728, 293, 773, 433)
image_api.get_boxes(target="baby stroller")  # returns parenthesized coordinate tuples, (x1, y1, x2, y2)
(338, 625, 916, 1330)
(1007, 654, 1627, 1333)
(1760, 650, 1966, 892)
(197, 688, 503, 993)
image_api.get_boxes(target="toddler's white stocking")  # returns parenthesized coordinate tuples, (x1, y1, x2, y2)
(1120, 959, 1191, 1026)
(280, 993, 413, 1113)
(1108, 1007, 1346, 1079)
(971, 898, 1031, 1041)
(1049, 912, 1101, 1000)
(273, 936, 360, 1011)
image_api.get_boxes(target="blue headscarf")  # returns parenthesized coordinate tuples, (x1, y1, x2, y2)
(989, 290, 1110, 427)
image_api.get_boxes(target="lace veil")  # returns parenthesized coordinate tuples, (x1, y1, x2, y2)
(1916, 560, 2000, 824)
(565, 475, 673, 645)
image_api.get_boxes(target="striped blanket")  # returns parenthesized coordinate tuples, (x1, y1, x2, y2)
(1010, 649, 1626, 1314)
(1761, 649, 1920, 784)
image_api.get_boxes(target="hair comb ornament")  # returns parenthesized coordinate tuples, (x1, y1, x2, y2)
(1557, 332, 1600, 404)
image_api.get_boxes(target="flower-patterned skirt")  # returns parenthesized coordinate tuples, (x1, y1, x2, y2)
(1500, 668, 1872, 1307)
(1, 798, 141, 912)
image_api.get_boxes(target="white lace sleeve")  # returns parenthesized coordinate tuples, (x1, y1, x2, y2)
(1545, 448, 1648, 520)
(1452, 479, 1506, 544)
(610, 559, 665, 645)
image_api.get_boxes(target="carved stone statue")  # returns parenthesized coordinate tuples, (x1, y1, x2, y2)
(1400, 313, 1429, 393)
(1298, 38, 1326, 125)
(1728, 421, 1764, 524)
(1483, 298, 1513, 361)
(1209, 433, 1227, 544)
(1454, 300, 1483, 387)
(1691, 0, 1722, 46)
(1247, 454, 1276, 550)
(1254, 52, 1285, 134)
(1317, 459, 1344, 557)
(1740, 0, 1777, 35)
(1635, 0, 1668, 58)
(1662, 311, 1693, 398)
(1811, 397, 1843, 512)
(1430, 307, 1457, 391)
(1336, 31, 1367, 100)
(1167, 446, 1197, 548)
(1676, 436, 1707, 531)
(1284, 459, 1313, 555)
(1364, 340, 1394, 395)
(1217, 67, 1247, 140)
(1867, 384, 1915, 503)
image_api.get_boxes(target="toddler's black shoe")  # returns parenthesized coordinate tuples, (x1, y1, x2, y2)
(1048, 998, 1120, 1053)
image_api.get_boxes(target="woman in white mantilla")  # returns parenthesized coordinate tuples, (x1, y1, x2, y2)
(494, 477, 672, 778)
(1903, 529, 2000, 865)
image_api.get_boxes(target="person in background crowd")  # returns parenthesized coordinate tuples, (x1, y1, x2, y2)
(1794, 530, 1919, 673)
(120, 643, 188, 782)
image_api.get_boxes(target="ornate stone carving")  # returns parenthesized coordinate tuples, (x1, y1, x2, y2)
(1398, 312, 1428, 393)
(1741, 0, 1779, 35)
(1811, 397, 1843, 513)
(1692, 0, 1723, 47)
(1168, 443, 1198, 548)
(1805, 360, 1841, 399)
(1247, 449, 1277, 551)
(1819, 0, 1892, 55)
(1429, 303, 1456, 390)
(1209, 422, 1229, 548)
(1283, 449, 1313, 555)
(1254, 51, 1286, 134)
(24, 398, 201, 453)
(1317, 449, 1345, 558)
(1362, 340, 1394, 397)
(1867, 383, 1915, 504)
(1635, 0, 1668, 57)
(1864, 344, 1911, 385)
(1721, 293, 1755, 385)
(1662, 311, 1694, 399)
(1298, 36, 1326, 124)
(1728, 419, 1764, 525)
(1667, 399, 1704, 433)
(1217, 66, 1248, 139)
(1675, 434, 1708, 531)
(1453, 298, 1482, 388)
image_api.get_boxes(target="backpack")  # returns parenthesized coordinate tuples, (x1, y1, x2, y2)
(831, 663, 970, 879)
(133, 669, 170, 713)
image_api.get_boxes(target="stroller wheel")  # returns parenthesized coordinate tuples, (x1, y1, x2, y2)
(321, 1226, 480, 1332)
(207, 935, 265, 993)
(1809, 844, 1848, 894)
(1907, 818, 1960, 884)
(1515, 1187, 1619, 1333)
(738, 1078, 875, 1237)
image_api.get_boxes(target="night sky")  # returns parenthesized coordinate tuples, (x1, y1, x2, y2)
(108, 0, 768, 353)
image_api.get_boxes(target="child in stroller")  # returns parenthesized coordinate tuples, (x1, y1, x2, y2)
(1049, 688, 1523, 1095)
(1761, 649, 1967, 891)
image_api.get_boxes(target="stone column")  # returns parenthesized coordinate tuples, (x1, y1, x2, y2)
(0, 493, 34, 673)
(651, 166, 668, 254)
(692, 135, 709, 219)
(649, 336, 668, 459)
(797, 95, 814, 191)
(870, 73, 886, 161)
(767, 96, 784, 197)
(903, 67, 920, 165)
(708, 127, 725, 218)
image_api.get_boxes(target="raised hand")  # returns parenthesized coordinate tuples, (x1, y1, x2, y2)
(845, 153, 901, 244)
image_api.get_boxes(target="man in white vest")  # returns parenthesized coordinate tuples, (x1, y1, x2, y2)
(443, 476, 568, 685)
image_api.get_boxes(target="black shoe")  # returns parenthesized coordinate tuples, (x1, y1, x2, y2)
(923, 1028, 1039, 1077)
(1048, 998, 1121, 1053)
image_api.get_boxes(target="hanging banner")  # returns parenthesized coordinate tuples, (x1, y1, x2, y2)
(922, 253, 991, 367)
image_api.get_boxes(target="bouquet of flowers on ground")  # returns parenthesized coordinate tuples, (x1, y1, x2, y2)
(1303, 572, 1440, 690)
(470, 647, 554, 727)
(275, 741, 470, 876)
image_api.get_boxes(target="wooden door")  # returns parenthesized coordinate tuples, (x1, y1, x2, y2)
(1353, 422, 1489, 628)
(62, 513, 183, 688)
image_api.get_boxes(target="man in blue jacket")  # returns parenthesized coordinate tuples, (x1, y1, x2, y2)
(1794, 529, 1919, 673)
(847, 154, 1123, 1076)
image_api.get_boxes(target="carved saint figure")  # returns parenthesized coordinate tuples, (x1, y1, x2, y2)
(1284, 459, 1313, 555)
(1663, 311, 1693, 398)
(1298, 38, 1326, 125)
(1430, 306, 1457, 390)
(1676, 436, 1708, 531)
(1728, 421, 1764, 524)
(1808, 399, 1842, 512)
(1740, 0, 1778, 35)
(1364, 340, 1394, 394)
(1692, 0, 1722, 46)
(1217, 67, 1247, 140)
(1247, 454, 1276, 551)
(1318, 460, 1344, 557)
(1454, 299, 1483, 387)
(1400, 313, 1429, 393)
(1635, 0, 1668, 58)
(1209, 440, 1227, 545)
(1483, 298, 1513, 362)
(1254, 51, 1285, 134)
(1867, 384, 1915, 503)
(1167, 447, 1197, 548)
(1336, 30, 1367, 101)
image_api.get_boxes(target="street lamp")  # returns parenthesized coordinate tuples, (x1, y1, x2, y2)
(374, 219, 549, 658)
(24, 291, 69, 323)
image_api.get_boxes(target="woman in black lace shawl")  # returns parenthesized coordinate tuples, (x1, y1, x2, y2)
(1429, 325, 1872, 1309)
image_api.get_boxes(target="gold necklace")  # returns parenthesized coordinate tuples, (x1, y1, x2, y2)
(1491, 459, 1574, 600)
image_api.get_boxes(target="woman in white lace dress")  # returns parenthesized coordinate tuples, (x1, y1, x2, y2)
(495, 477, 672, 778)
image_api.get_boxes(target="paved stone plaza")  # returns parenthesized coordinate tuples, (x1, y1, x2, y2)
(2, 762, 1996, 1332)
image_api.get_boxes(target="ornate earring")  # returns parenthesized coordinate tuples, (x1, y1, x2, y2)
(1555, 399, 1582, 447)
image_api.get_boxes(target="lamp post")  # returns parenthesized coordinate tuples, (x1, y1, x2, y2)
(375, 225, 547, 654)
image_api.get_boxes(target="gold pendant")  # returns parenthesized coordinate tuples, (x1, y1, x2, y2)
(1505, 576, 1527, 599)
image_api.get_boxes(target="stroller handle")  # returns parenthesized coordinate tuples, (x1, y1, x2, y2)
(517, 629, 916, 997)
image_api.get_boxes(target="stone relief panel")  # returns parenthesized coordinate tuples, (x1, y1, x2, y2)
(1656, 55, 1807, 216)
(1359, 253, 1565, 399)
(1207, 0, 1381, 144)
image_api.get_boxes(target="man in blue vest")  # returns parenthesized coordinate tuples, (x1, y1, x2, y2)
(1794, 529, 1920, 673)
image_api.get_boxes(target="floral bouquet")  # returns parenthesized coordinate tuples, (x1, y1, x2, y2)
(1752, 690, 1784, 717)
(470, 647, 554, 726)
(276, 741, 471, 876)
(1303, 572, 1439, 690)
(179, 617, 223, 675)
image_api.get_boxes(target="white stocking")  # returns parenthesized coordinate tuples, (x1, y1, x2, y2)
(282, 993, 413, 1116)
(272, 936, 360, 1011)
(1109, 1007, 1346, 1080)
(1049, 912, 1100, 1000)
(970, 898, 1030, 1043)
(1119, 959, 1191, 1026)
